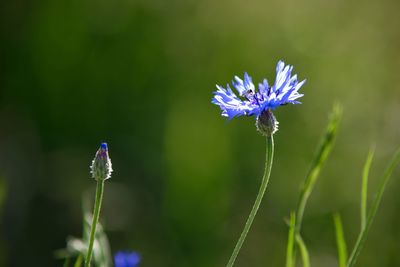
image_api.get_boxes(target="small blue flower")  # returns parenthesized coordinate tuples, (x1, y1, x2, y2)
(211, 60, 305, 136)
(212, 60, 305, 120)
(114, 251, 141, 267)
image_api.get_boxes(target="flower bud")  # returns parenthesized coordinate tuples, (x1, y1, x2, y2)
(90, 143, 113, 181)
(256, 109, 279, 136)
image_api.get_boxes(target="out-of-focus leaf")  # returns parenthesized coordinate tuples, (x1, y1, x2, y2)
(333, 213, 348, 267)
(285, 212, 296, 267)
(295, 103, 342, 232)
(296, 234, 310, 267)
(73, 254, 83, 267)
(361, 148, 374, 230)
(347, 148, 400, 267)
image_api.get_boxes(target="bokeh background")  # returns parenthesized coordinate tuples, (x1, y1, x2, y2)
(1, 0, 400, 266)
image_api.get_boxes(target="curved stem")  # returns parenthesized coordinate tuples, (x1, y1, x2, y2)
(226, 136, 274, 267)
(85, 180, 105, 267)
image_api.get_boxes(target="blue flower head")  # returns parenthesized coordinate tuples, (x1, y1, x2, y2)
(114, 251, 141, 267)
(212, 61, 305, 136)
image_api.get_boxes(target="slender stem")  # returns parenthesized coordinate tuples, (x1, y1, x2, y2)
(295, 234, 310, 267)
(74, 254, 83, 267)
(294, 104, 342, 235)
(361, 148, 374, 230)
(85, 180, 105, 267)
(63, 257, 71, 267)
(285, 213, 296, 267)
(347, 148, 400, 267)
(226, 136, 274, 267)
(292, 105, 342, 266)
(333, 213, 348, 267)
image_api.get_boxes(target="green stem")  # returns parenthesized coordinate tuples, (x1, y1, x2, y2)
(294, 104, 342, 235)
(285, 213, 296, 267)
(63, 257, 71, 267)
(295, 234, 310, 267)
(74, 255, 83, 267)
(226, 136, 274, 267)
(292, 104, 342, 266)
(347, 148, 400, 267)
(361, 148, 374, 230)
(85, 180, 105, 267)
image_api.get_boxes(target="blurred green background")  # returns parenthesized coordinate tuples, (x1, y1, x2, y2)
(1, 0, 400, 266)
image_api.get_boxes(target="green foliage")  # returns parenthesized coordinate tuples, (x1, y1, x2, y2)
(346, 148, 400, 267)
(289, 104, 342, 266)
(295, 235, 310, 267)
(295, 103, 342, 233)
(361, 148, 375, 230)
(286, 105, 399, 267)
(333, 213, 348, 267)
(57, 208, 112, 267)
(73, 255, 83, 267)
(285, 213, 296, 267)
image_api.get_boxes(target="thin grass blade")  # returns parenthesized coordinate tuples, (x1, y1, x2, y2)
(347, 148, 400, 267)
(295, 104, 342, 232)
(73, 254, 83, 267)
(63, 257, 71, 267)
(296, 234, 310, 267)
(286, 212, 296, 267)
(333, 213, 348, 267)
(361, 148, 374, 230)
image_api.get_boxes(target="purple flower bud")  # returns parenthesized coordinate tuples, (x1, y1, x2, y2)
(90, 142, 113, 180)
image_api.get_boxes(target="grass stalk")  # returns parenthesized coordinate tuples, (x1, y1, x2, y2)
(285, 213, 296, 267)
(361, 148, 374, 230)
(333, 213, 348, 267)
(296, 234, 310, 267)
(347, 148, 400, 267)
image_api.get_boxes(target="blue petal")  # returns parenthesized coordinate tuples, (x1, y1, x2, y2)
(211, 60, 305, 121)
(271, 61, 305, 106)
(212, 84, 260, 119)
(232, 72, 255, 96)
(273, 64, 293, 95)
(258, 79, 269, 96)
